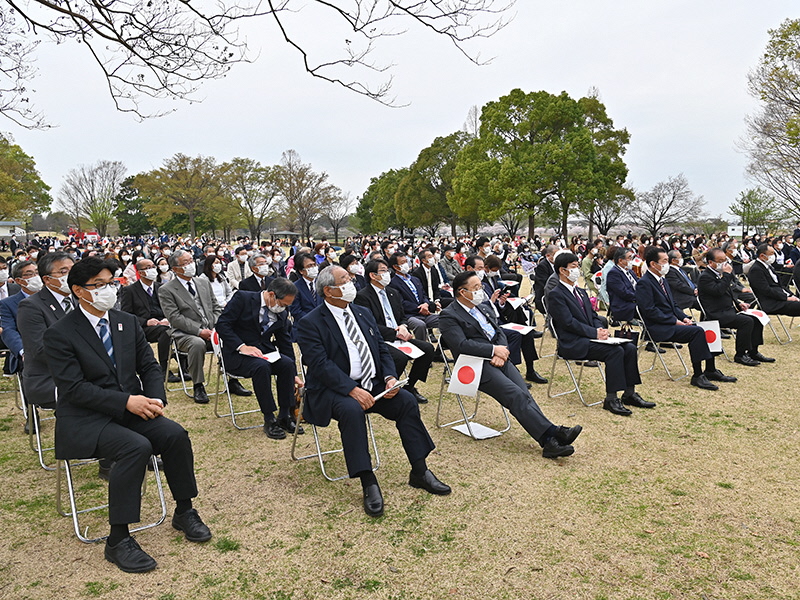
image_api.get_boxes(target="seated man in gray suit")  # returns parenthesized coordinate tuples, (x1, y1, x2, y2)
(439, 271, 582, 459)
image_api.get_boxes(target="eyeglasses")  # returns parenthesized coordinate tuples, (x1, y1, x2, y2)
(82, 281, 120, 291)
(48, 268, 71, 276)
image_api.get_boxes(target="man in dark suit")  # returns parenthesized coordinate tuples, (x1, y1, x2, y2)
(412, 249, 450, 308)
(605, 247, 639, 323)
(665, 250, 699, 311)
(289, 252, 322, 323)
(45, 257, 211, 573)
(547, 253, 651, 416)
(698, 248, 773, 366)
(215, 278, 303, 439)
(296, 266, 450, 517)
(354, 259, 434, 404)
(636, 246, 735, 391)
(747, 243, 800, 316)
(239, 253, 275, 292)
(340, 254, 368, 291)
(0, 259, 37, 378)
(533, 245, 556, 314)
(439, 271, 581, 459)
(120, 258, 174, 379)
(388, 252, 439, 339)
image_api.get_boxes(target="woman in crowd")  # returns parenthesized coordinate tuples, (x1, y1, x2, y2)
(200, 255, 234, 306)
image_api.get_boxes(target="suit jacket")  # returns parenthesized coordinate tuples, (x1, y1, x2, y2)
(289, 277, 323, 323)
(354, 284, 408, 341)
(158, 276, 222, 336)
(697, 268, 738, 320)
(635, 270, 687, 340)
(533, 259, 554, 312)
(0, 281, 20, 300)
(215, 290, 295, 363)
(606, 265, 638, 322)
(45, 308, 165, 459)
(120, 280, 165, 327)
(547, 282, 603, 359)
(439, 300, 507, 361)
(412, 265, 442, 302)
(665, 265, 697, 310)
(747, 260, 792, 313)
(226, 259, 248, 289)
(17, 287, 73, 406)
(296, 302, 396, 427)
(388, 273, 434, 316)
(239, 274, 273, 292)
(0, 290, 27, 373)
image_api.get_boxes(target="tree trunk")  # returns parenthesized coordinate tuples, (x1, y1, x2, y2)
(588, 221, 594, 241)
(450, 218, 457, 237)
(528, 213, 536, 239)
(189, 212, 196, 238)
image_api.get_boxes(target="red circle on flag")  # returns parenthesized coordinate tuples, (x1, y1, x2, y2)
(753, 310, 764, 317)
(457, 366, 475, 384)
(399, 345, 413, 354)
(705, 330, 717, 343)
(212, 331, 219, 345)
(512, 325, 524, 330)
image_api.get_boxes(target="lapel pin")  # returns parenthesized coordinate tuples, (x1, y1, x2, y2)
(50, 304, 56, 311)
(118, 323, 123, 331)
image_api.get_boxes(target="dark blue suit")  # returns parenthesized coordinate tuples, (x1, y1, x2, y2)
(239, 274, 273, 292)
(548, 282, 640, 394)
(389, 273, 434, 316)
(296, 302, 434, 476)
(215, 291, 296, 418)
(0, 290, 27, 374)
(606, 265, 638, 322)
(289, 277, 322, 323)
(635, 270, 711, 363)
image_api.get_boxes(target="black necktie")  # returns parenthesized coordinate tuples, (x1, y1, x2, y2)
(187, 281, 196, 297)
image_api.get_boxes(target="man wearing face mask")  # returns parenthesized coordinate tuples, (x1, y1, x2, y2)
(439, 270, 581, 457)
(340, 254, 367, 291)
(239, 254, 275, 292)
(746, 244, 800, 317)
(440, 246, 463, 282)
(412, 249, 452, 309)
(215, 278, 304, 438)
(17, 252, 76, 409)
(664, 250, 700, 311)
(225, 246, 250, 290)
(297, 266, 449, 517)
(533, 245, 557, 315)
(387, 252, 439, 340)
(159, 249, 224, 404)
(1, 260, 38, 415)
(289, 252, 323, 323)
(636, 246, 732, 391)
(548, 253, 650, 415)
(698, 248, 773, 366)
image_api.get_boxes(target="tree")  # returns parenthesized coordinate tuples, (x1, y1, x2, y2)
(353, 192, 375, 234)
(58, 160, 126, 237)
(0, 133, 51, 223)
(498, 209, 524, 237)
(136, 154, 223, 238)
(629, 174, 707, 238)
(728, 188, 782, 235)
(586, 188, 632, 236)
(276, 150, 337, 241)
(362, 168, 409, 234)
(219, 157, 280, 241)
(744, 19, 800, 215)
(3, 1, 511, 127)
(324, 192, 354, 243)
(114, 176, 153, 237)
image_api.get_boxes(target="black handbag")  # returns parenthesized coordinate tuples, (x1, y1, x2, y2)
(613, 322, 640, 345)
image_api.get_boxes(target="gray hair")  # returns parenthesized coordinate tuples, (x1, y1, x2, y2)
(315, 265, 337, 297)
(248, 253, 267, 269)
(12, 259, 35, 279)
(544, 244, 558, 257)
(268, 276, 297, 300)
(168, 249, 190, 269)
(667, 250, 682, 262)
(37, 251, 74, 278)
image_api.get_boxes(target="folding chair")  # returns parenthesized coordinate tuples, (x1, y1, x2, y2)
(56, 455, 167, 543)
(434, 333, 511, 440)
(290, 357, 380, 482)
(545, 320, 606, 407)
(749, 294, 793, 345)
(210, 331, 261, 430)
(164, 339, 216, 398)
(695, 296, 733, 362)
(29, 404, 57, 471)
(635, 307, 690, 381)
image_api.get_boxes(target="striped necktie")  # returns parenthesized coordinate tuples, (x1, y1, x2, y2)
(62, 297, 73, 313)
(98, 318, 115, 366)
(469, 307, 496, 340)
(343, 310, 376, 387)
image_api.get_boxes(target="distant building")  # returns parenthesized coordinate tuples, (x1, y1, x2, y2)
(0, 222, 24, 238)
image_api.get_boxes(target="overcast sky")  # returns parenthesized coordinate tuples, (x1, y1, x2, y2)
(6, 1, 796, 225)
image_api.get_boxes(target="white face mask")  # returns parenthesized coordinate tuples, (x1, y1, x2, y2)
(85, 284, 118, 312)
(29, 251, 38, 260)
(180, 262, 196, 278)
(349, 263, 365, 276)
(264, 256, 273, 265)
(659, 263, 670, 277)
(487, 270, 499, 278)
(766, 254, 776, 265)
(25, 275, 43, 293)
(51, 274, 70, 295)
(163, 249, 171, 256)
(238, 254, 247, 263)
(467, 288, 486, 305)
(0, 269, 8, 284)
(476, 270, 485, 280)
(375, 272, 391, 287)
(268, 297, 286, 314)
(141, 268, 158, 281)
(398, 262, 410, 275)
(212, 263, 222, 274)
(158, 264, 169, 273)
(677, 258, 684, 267)
(305, 266, 318, 280)
(426, 257, 436, 267)
(567, 268, 580, 283)
(257, 265, 271, 277)
(336, 281, 357, 303)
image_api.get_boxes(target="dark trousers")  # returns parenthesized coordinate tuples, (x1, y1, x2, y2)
(584, 341, 641, 394)
(477, 361, 552, 445)
(652, 324, 711, 363)
(95, 415, 198, 525)
(387, 339, 434, 387)
(770, 300, 800, 317)
(143, 324, 171, 368)
(716, 312, 763, 355)
(224, 350, 296, 418)
(505, 329, 539, 368)
(331, 387, 435, 477)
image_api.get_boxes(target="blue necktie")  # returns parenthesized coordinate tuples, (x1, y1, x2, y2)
(379, 290, 397, 328)
(469, 307, 495, 340)
(98, 318, 116, 366)
(680, 268, 696, 290)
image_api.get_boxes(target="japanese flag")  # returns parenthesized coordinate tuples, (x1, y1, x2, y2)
(742, 308, 770, 325)
(697, 320, 722, 353)
(448, 354, 485, 398)
(387, 340, 425, 359)
(506, 297, 526, 309)
(501, 323, 535, 336)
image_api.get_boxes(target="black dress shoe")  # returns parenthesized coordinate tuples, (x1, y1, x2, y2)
(193, 383, 210, 404)
(690, 374, 719, 390)
(277, 415, 304, 435)
(264, 420, 287, 439)
(525, 370, 548, 384)
(407, 387, 429, 404)
(541, 438, 574, 459)
(23, 410, 39, 435)
(660, 342, 683, 349)
(645, 342, 666, 354)
(750, 352, 775, 363)
(172, 508, 212, 542)
(409, 469, 451, 495)
(621, 392, 656, 408)
(167, 371, 183, 383)
(363, 483, 384, 517)
(147, 456, 164, 471)
(582, 360, 600, 368)
(554, 425, 582, 446)
(104, 536, 158, 573)
(228, 378, 252, 396)
(98, 461, 113, 481)
(704, 369, 737, 383)
(603, 396, 633, 416)
(532, 329, 544, 339)
(734, 354, 760, 367)
(720, 332, 732, 339)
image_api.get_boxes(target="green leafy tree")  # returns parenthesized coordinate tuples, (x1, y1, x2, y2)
(353, 192, 375, 234)
(114, 176, 153, 237)
(0, 133, 51, 223)
(219, 157, 280, 241)
(728, 188, 782, 235)
(364, 168, 409, 234)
